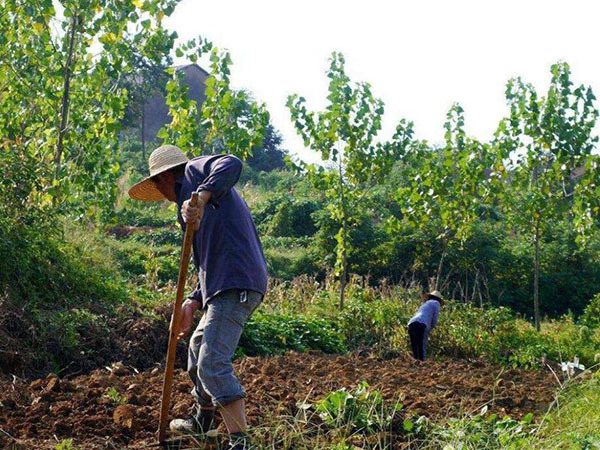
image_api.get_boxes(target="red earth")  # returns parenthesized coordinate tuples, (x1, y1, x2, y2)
(0, 350, 558, 449)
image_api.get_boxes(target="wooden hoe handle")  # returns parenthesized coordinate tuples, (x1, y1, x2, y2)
(158, 191, 199, 443)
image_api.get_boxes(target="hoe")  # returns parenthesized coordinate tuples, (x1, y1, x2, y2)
(156, 191, 199, 447)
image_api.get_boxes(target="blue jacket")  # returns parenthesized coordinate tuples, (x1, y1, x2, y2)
(175, 154, 268, 306)
(408, 299, 440, 331)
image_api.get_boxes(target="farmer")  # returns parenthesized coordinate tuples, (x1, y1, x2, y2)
(129, 145, 267, 450)
(407, 290, 442, 361)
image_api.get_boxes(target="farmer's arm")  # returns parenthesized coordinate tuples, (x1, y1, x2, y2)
(181, 155, 243, 228)
(195, 154, 243, 203)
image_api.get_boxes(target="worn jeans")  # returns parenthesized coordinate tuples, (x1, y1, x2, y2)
(188, 289, 262, 407)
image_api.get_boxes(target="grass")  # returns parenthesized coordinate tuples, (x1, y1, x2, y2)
(523, 370, 600, 449)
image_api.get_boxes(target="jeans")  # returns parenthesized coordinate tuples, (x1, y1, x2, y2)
(187, 289, 263, 407)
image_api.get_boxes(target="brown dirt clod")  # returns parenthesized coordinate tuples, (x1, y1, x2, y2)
(113, 404, 139, 431)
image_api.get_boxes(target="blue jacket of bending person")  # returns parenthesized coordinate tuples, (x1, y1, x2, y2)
(408, 299, 440, 331)
(407, 291, 443, 361)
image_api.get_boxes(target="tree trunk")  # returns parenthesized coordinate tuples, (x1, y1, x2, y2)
(53, 13, 78, 191)
(434, 242, 447, 291)
(338, 157, 348, 311)
(141, 102, 146, 159)
(534, 221, 541, 332)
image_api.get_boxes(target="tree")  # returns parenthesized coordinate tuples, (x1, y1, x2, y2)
(287, 52, 410, 309)
(0, 0, 180, 216)
(120, 61, 169, 159)
(395, 103, 496, 293)
(493, 62, 598, 331)
(158, 38, 269, 160)
(247, 124, 287, 172)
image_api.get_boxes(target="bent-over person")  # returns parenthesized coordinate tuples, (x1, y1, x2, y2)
(407, 290, 443, 361)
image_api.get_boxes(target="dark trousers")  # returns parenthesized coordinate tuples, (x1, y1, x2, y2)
(408, 322, 427, 361)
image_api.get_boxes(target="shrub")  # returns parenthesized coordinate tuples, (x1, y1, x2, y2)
(268, 198, 320, 237)
(238, 313, 347, 357)
(112, 199, 176, 228)
(582, 293, 600, 327)
(0, 218, 128, 374)
(420, 410, 535, 449)
(129, 227, 181, 246)
(264, 245, 319, 280)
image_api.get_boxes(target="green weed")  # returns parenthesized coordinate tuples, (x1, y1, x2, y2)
(313, 381, 402, 433)
(54, 439, 77, 450)
(104, 387, 126, 406)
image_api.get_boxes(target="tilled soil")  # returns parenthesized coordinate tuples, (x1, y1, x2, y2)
(0, 351, 557, 449)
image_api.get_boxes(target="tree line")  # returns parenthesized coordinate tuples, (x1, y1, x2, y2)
(2, 1, 599, 329)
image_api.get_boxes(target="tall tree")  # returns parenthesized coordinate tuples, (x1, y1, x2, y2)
(247, 124, 287, 172)
(396, 104, 496, 292)
(0, 0, 180, 216)
(158, 39, 270, 160)
(493, 62, 598, 330)
(287, 52, 410, 309)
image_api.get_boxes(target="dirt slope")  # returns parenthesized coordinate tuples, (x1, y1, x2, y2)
(0, 351, 557, 449)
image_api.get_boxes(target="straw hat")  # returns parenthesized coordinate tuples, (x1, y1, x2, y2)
(428, 290, 443, 301)
(128, 145, 189, 201)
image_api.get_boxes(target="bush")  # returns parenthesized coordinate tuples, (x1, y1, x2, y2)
(238, 312, 347, 357)
(339, 285, 413, 349)
(129, 227, 181, 246)
(411, 410, 535, 449)
(0, 215, 130, 374)
(262, 277, 600, 369)
(112, 199, 176, 228)
(582, 293, 600, 327)
(264, 245, 319, 280)
(268, 198, 320, 237)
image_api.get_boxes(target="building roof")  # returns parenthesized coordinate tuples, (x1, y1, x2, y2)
(173, 63, 210, 78)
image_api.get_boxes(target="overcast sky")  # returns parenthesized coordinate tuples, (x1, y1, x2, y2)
(166, 0, 600, 162)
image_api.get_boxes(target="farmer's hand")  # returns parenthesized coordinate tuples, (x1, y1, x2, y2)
(182, 199, 204, 230)
(182, 191, 212, 230)
(177, 298, 201, 340)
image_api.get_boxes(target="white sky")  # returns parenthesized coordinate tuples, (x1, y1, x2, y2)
(166, 0, 600, 162)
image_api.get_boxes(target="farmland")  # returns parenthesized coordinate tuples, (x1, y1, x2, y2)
(2, 0, 600, 448)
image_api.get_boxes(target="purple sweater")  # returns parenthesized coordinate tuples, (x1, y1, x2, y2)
(175, 154, 268, 306)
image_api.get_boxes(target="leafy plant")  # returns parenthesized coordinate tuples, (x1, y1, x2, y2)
(104, 387, 126, 406)
(55, 439, 77, 450)
(429, 411, 535, 449)
(582, 292, 600, 327)
(314, 381, 402, 433)
(238, 313, 347, 357)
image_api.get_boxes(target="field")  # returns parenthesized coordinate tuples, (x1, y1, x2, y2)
(1, 350, 558, 449)
(2, 217, 600, 449)
(3, 1, 600, 448)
